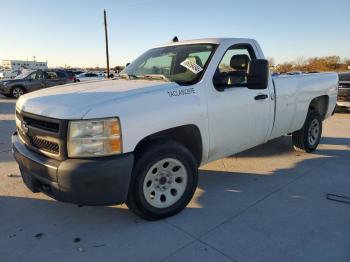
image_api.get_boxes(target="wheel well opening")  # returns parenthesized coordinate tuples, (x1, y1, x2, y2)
(11, 85, 26, 93)
(309, 95, 329, 120)
(134, 125, 203, 166)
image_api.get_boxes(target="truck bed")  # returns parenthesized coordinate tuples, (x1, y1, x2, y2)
(269, 73, 338, 139)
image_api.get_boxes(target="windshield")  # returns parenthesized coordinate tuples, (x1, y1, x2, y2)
(121, 44, 217, 85)
(339, 73, 350, 82)
(14, 70, 35, 79)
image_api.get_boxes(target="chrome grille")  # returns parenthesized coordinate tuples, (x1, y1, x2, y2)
(16, 111, 63, 158)
(31, 136, 59, 154)
(22, 115, 59, 133)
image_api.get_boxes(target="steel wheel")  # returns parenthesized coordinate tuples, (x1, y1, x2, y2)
(143, 158, 188, 209)
(127, 140, 198, 220)
(292, 110, 322, 153)
(307, 118, 320, 146)
(12, 87, 24, 98)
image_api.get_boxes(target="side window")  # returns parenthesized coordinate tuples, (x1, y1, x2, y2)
(57, 71, 69, 78)
(46, 71, 59, 80)
(36, 71, 45, 80)
(214, 45, 256, 89)
(27, 72, 37, 80)
(28, 71, 45, 80)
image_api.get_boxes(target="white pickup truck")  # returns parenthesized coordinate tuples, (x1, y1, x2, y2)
(12, 38, 338, 220)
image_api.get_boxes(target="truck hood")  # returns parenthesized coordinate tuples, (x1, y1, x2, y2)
(17, 79, 178, 119)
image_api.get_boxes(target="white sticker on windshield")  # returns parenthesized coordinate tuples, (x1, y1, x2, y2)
(180, 59, 203, 74)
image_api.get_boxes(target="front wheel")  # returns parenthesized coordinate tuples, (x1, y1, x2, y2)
(11, 86, 25, 98)
(127, 141, 198, 220)
(292, 110, 322, 153)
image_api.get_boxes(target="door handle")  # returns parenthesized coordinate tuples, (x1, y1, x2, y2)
(254, 94, 268, 100)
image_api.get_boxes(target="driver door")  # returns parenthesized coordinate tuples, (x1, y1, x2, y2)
(207, 44, 273, 161)
(25, 71, 46, 92)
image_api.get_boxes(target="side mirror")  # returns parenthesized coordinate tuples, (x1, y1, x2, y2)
(246, 59, 269, 89)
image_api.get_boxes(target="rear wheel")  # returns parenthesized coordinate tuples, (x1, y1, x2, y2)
(11, 86, 25, 98)
(292, 110, 322, 153)
(127, 141, 198, 220)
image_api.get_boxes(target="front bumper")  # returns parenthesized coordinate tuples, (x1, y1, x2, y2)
(0, 85, 10, 95)
(12, 133, 134, 206)
(337, 101, 350, 108)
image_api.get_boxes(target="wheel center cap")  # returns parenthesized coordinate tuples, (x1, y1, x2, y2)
(159, 176, 167, 185)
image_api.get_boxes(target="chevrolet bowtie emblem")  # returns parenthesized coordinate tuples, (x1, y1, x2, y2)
(21, 121, 29, 134)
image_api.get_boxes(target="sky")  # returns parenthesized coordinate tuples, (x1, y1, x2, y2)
(0, 0, 349, 68)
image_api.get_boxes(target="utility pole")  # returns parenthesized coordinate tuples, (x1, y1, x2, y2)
(104, 9, 110, 78)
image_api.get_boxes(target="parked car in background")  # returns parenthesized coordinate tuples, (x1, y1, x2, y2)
(72, 70, 85, 76)
(0, 69, 22, 79)
(103, 70, 116, 78)
(76, 72, 105, 82)
(286, 71, 303, 75)
(0, 69, 75, 98)
(62, 70, 77, 82)
(337, 72, 350, 108)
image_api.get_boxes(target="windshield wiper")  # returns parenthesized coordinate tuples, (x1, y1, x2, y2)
(138, 74, 170, 82)
(119, 73, 139, 80)
(119, 73, 170, 82)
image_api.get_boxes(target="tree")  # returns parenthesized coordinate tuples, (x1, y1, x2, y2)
(275, 63, 293, 73)
(294, 56, 306, 67)
(267, 57, 275, 67)
(275, 56, 347, 73)
(344, 58, 350, 66)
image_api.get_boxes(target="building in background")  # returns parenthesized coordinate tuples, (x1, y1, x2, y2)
(2, 59, 48, 70)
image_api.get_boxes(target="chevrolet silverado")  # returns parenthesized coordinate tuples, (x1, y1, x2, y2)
(12, 38, 338, 220)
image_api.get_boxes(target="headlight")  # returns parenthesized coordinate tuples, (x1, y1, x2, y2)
(67, 118, 122, 157)
(2, 81, 10, 85)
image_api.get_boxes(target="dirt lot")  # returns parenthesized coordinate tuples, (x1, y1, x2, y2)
(1, 95, 349, 262)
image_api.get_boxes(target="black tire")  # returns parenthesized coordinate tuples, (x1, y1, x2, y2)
(10, 86, 25, 98)
(292, 110, 322, 153)
(126, 140, 198, 220)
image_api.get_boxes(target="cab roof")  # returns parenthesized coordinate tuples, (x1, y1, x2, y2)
(157, 37, 255, 48)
